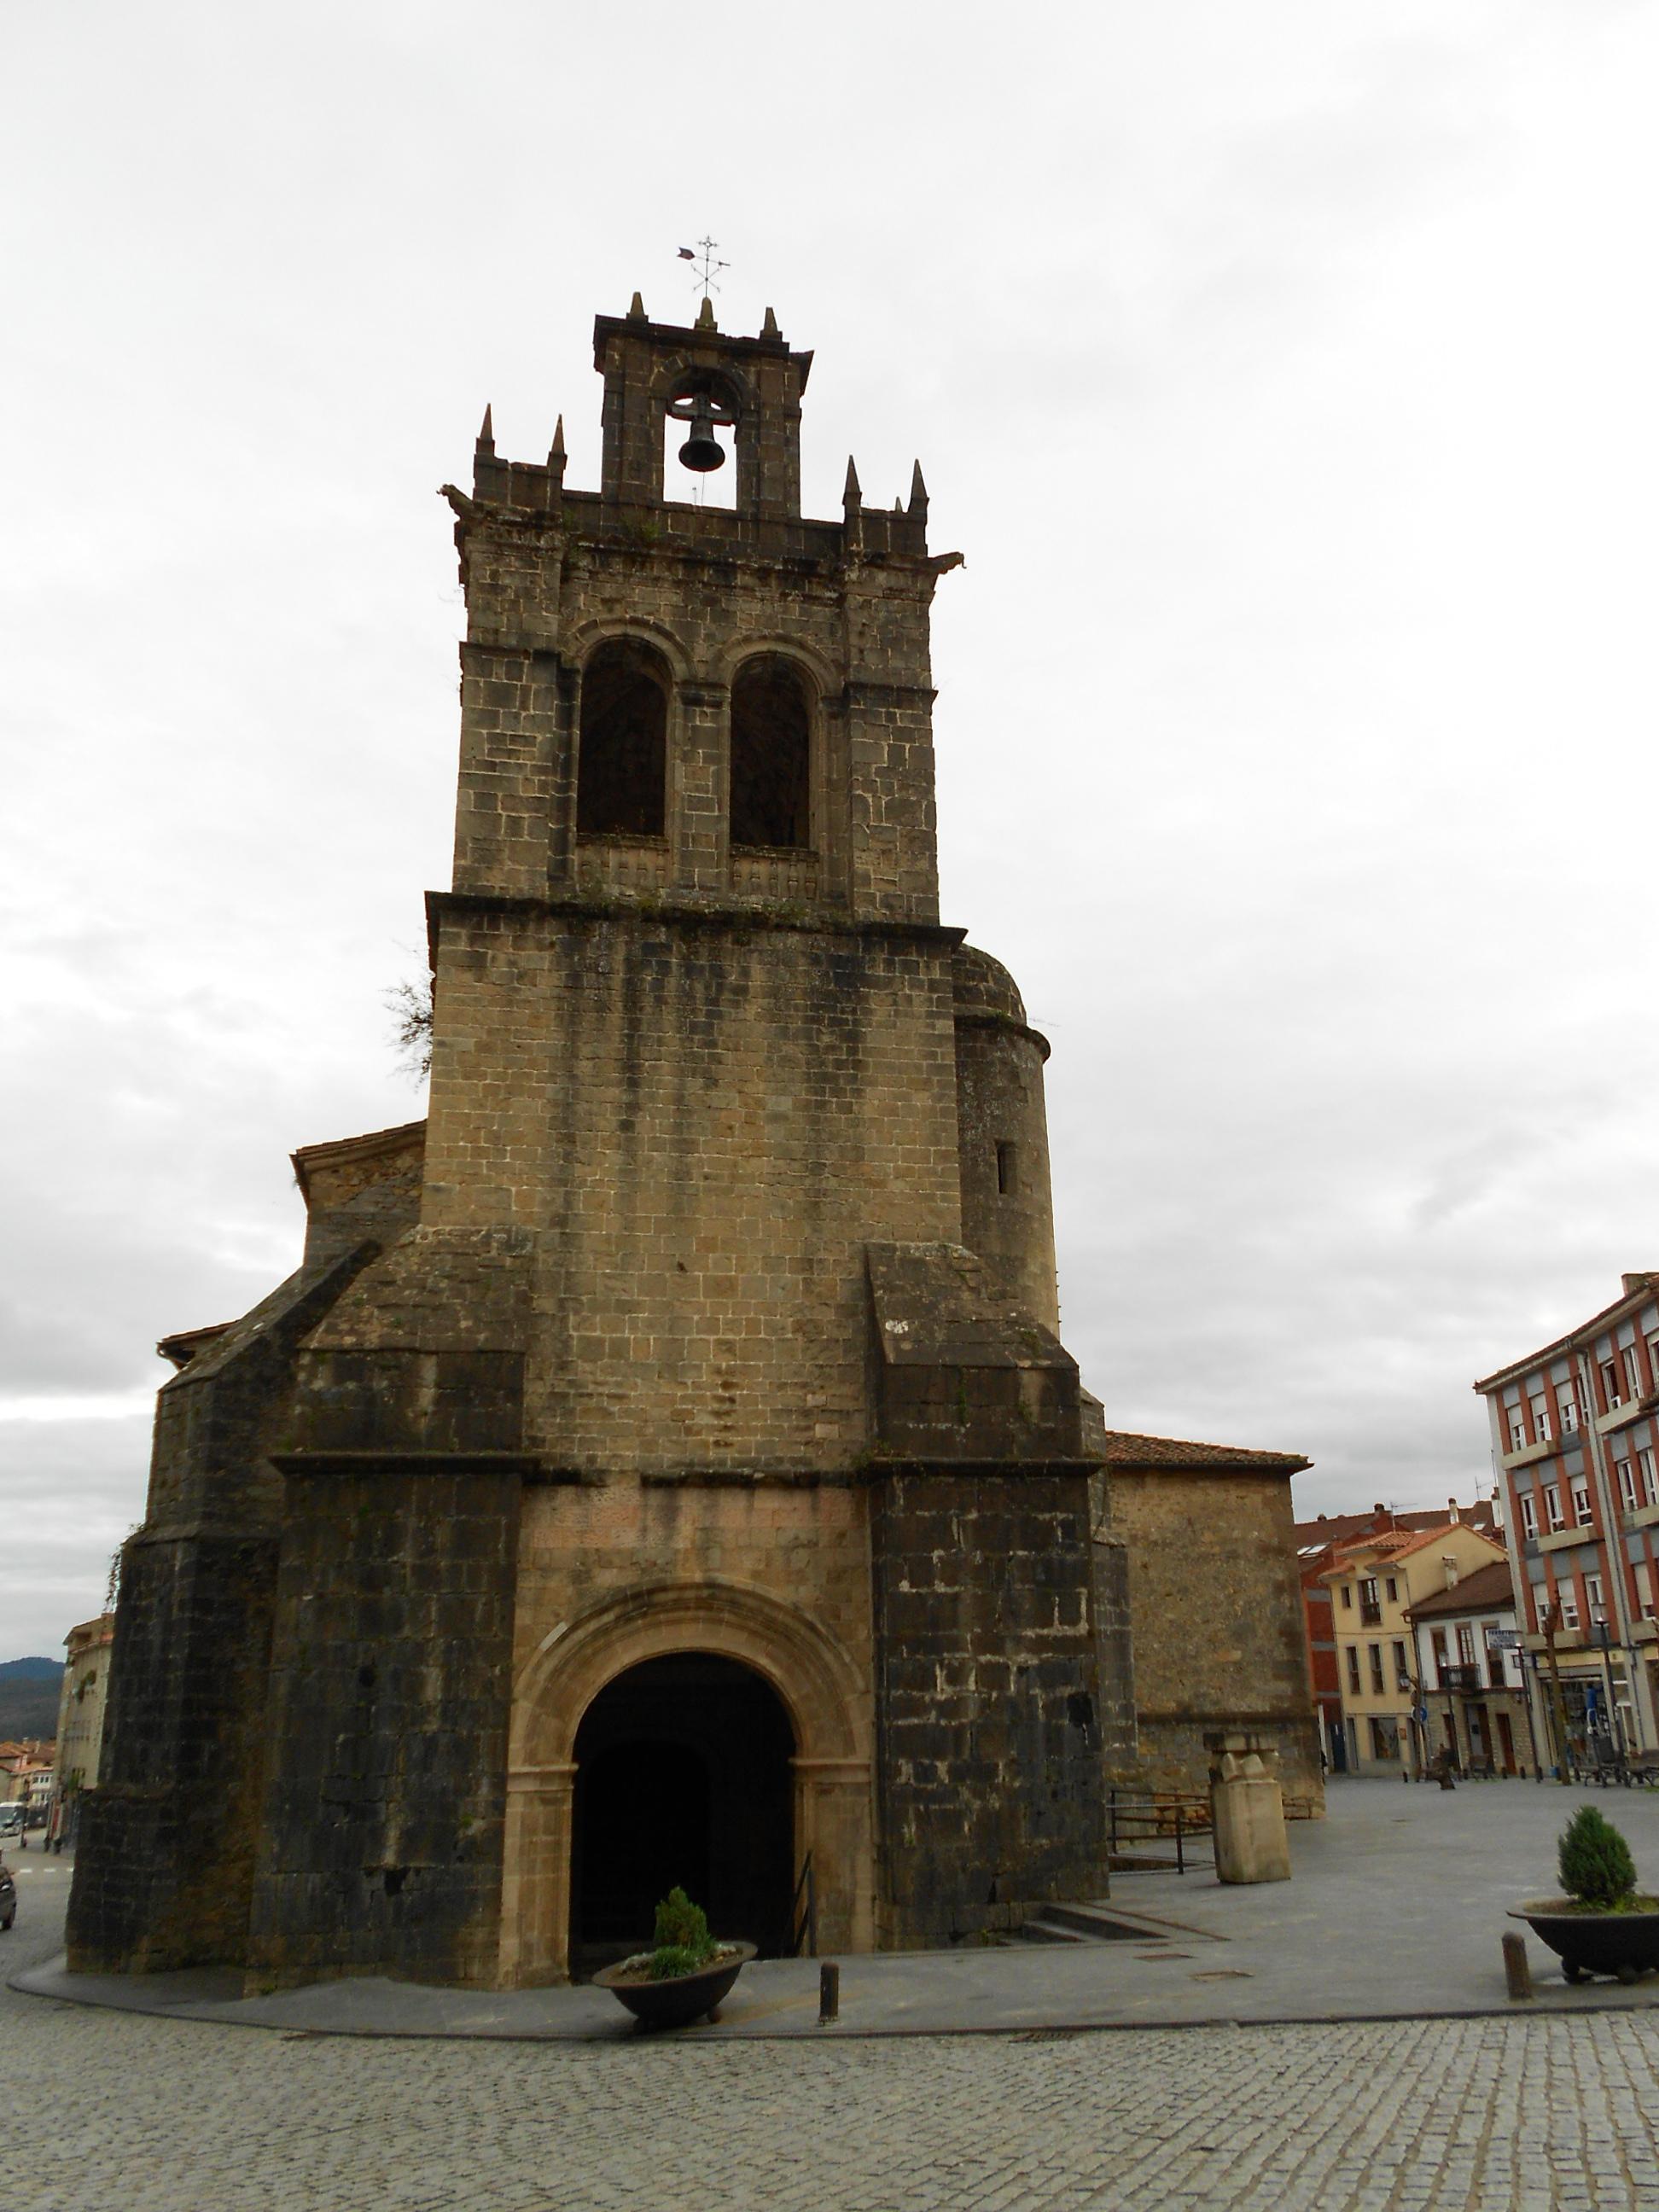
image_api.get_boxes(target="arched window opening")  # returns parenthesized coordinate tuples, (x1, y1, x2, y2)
(730, 657, 811, 850)
(576, 640, 668, 838)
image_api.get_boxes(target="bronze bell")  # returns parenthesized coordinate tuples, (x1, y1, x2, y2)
(676, 398, 725, 473)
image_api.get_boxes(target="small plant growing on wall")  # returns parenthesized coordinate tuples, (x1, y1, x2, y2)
(1558, 1806, 1650, 1912)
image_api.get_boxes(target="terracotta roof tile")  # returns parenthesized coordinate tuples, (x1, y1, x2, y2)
(1098, 1430, 1310, 1473)
(1404, 1559, 1517, 1620)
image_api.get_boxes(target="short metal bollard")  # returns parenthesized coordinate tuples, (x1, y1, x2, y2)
(818, 1961, 840, 2024)
(1503, 1931, 1534, 2002)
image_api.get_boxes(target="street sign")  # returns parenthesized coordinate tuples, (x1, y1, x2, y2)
(1488, 1629, 1521, 1648)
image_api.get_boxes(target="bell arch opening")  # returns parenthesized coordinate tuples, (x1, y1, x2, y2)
(730, 655, 812, 850)
(568, 1651, 796, 1978)
(576, 637, 669, 838)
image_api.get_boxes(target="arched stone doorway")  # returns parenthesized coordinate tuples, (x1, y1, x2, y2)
(568, 1653, 795, 1976)
(500, 1578, 874, 1987)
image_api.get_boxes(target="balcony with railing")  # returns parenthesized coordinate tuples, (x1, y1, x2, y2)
(1358, 1598, 1383, 1627)
(1438, 1664, 1483, 1694)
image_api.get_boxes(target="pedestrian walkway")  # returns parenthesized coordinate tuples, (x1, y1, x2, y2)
(14, 1777, 1659, 2040)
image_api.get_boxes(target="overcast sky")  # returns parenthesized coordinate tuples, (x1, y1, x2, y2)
(4, 1, 1656, 1659)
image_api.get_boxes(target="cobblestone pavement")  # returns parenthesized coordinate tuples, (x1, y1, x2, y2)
(9, 1870, 1659, 2211)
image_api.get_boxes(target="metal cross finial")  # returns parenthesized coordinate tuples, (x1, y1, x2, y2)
(677, 236, 730, 301)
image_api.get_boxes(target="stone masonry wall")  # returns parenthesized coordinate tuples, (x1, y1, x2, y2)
(1107, 1468, 1324, 1813)
(67, 1245, 382, 1975)
(452, 502, 945, 926)
(420, 908, 964, 1476)
(245, 1463, 521, 1989)
(870, 1470, 1109, 1945)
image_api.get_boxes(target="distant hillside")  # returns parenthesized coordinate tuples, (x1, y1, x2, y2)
(0, 1657, 60, 1681)
(0, 1674, 61, 1744)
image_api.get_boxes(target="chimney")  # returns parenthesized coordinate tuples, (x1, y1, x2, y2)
(1447, 1496, 1459, 1523)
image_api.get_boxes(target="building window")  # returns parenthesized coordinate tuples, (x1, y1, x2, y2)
(1586, 1572, 1605, 1623)
(1601, 1358, 1622, 1412)
(1543, 1484, 1564, 1532)
(1528, 1392, 1551, 1441)
(1346, 1645, 1360, 1692)
(730, 655, 812, 850)
(1340, 1583, 1353, 1610)
(995, 1141, 1018, 1196)
(1508, 1409, 1528, 1451)
(1557, 1588, 1580, 1633)
(1457, 1624, 1476, 1667)
(1368, 1644, 1385, 1694)
(1618, 1458, 1639, 1516)
(1639, 1447, 1658, 1508)
(1518, 1492, 1538, 1541)
(576, 638, 670, 839)
(1384, 1576, 1398, 1603)
(1391, 1639, 1409, 1687)
(1558, 1385, 1579, 1434)
(1572, 1481, 1593, 1528)
(1430, 1627, 1449, 1675)
(1359, 1578, 1382, 1625)
(1370, 1718, 1399, 1761)
(1485, 1632, 1508, 1685)
(1623, 1346, 1643, 1402)
(1637, 1561, 1656, 1621)
(1646, 1336, 1659, 1393)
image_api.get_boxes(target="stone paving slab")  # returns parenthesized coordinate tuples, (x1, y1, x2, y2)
(13, 1779, 1659, 2040)
(10, 1826, 1659, 2211)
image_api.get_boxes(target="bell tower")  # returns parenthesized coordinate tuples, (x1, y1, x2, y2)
(447, 294, 947, 923)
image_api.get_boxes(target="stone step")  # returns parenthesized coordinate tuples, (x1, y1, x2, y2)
(1017, 1915, 1095, 1945)
(1016, 1899, 1182, 1946)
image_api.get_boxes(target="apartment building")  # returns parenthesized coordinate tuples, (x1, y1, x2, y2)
(1475, 1272, 1659, 1766)
(1319, 1517, 1508, 1775)
(1405, 1559, 1531, 1775)
(1295, 1497, 1498, 1773)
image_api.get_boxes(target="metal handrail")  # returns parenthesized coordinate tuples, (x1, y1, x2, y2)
(789, 1851, 817, 1956)
(1106, 1787, 1213, 1876)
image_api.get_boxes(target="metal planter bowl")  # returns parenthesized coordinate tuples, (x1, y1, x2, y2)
(1511, 1901, 1659, 1984)
(593, 1942, 756, 2029)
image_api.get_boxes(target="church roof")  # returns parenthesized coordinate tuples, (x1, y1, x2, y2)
(1098, 1430, 1310, 1474)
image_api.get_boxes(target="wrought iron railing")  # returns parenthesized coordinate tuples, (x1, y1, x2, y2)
(1105, 1788, 1213, 1876)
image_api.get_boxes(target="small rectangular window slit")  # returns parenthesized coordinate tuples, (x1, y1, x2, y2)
(996, 1141, 1017, 1196)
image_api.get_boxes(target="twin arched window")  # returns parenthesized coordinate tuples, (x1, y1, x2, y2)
(575, 643, 812, 853)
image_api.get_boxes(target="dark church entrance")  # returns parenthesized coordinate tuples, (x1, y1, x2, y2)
(569, 1652, 796, 1977)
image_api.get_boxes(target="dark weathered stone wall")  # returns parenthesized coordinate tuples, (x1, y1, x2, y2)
(67, 1529, 278, 1971)
(67, 1247, 381, 1975)
(244, 1462, 521, 1988)
(870, 1470, 1109, 1945)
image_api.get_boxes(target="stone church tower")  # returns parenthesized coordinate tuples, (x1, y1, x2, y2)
(69, 296, 1134, 1989)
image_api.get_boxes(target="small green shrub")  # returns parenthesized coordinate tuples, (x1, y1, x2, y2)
(647, 1943, 707, 1981)
(646, 1887, 716, 1979)
(1558, 1805, 1638, 1908)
